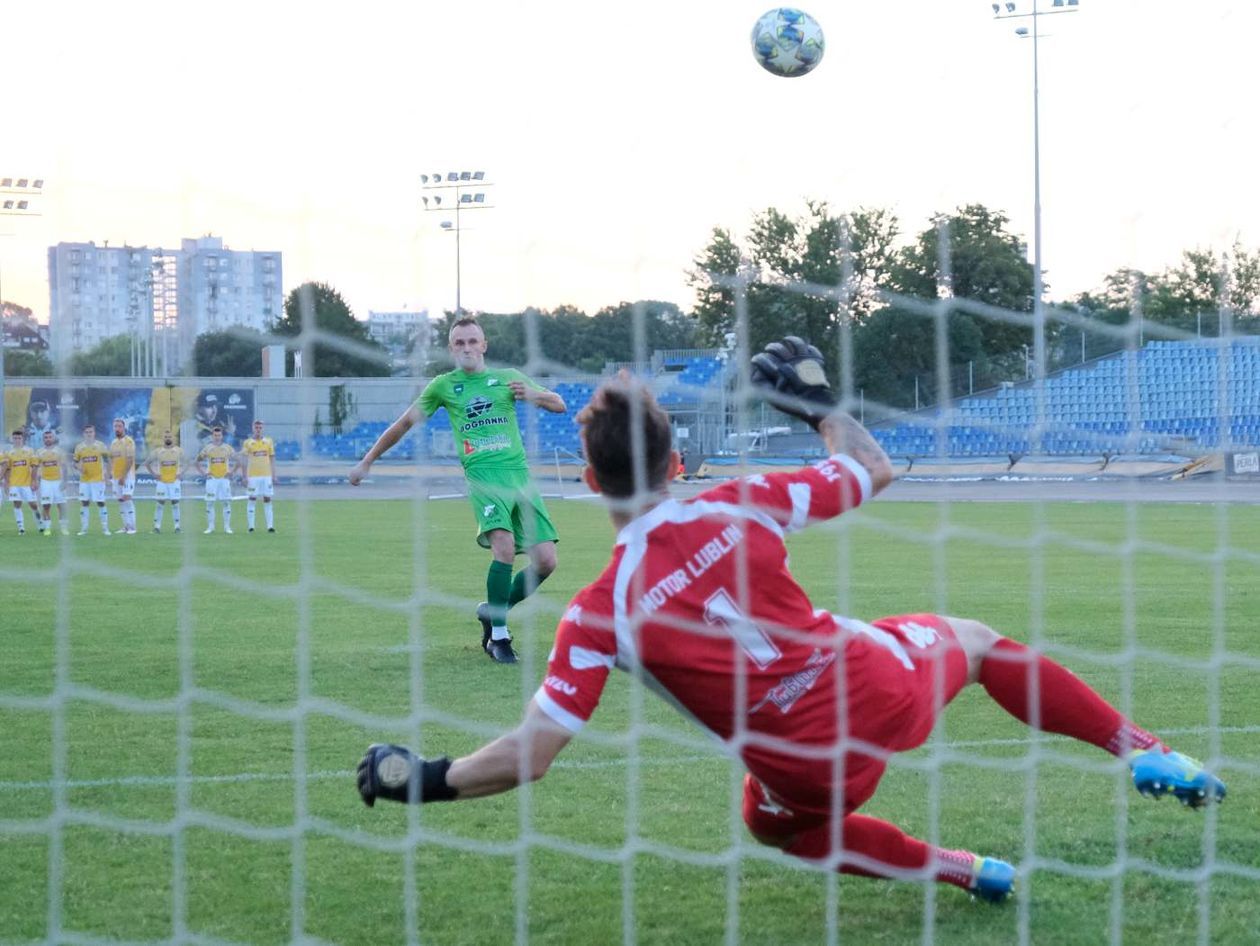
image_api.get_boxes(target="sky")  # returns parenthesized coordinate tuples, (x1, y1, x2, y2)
(3, 0, 1258, 325)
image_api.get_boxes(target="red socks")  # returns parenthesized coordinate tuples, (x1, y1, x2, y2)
(979, 638, 1162, 757)
(787, 814, 978, 890)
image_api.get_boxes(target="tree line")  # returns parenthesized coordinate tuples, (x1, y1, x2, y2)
(690, 202, 1260, 408)
(9, 203, 1258, 412)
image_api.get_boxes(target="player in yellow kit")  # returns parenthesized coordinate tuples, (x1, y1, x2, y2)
(34, 430, 71, 536)
(195, 425, 236, 534)
(145, 429, 185, 534)
(74, 424, 112, 535)
(240, 419, 277, 533)
(4, 429, 41, 535)
(110, 418, 138, 535)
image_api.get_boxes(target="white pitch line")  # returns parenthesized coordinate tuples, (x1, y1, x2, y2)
(0, 725, 1253, 793)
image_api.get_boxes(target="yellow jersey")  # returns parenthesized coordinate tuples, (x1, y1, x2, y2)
(74, 440, 109, 483)
(198, 443, 235, 479)
(110, 436, 137, 479)
(242, 436, 275, 477)
(150, 446, 184, 484)
(5, 447, 36, 487)
(36, 447, 64, 482)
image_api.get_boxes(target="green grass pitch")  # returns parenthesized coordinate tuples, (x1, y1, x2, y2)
(1, 497, 1258, 945)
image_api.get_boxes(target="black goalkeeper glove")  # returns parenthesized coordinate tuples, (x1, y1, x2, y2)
(356, 743, 457, 807)
(749, 336, 838, 430)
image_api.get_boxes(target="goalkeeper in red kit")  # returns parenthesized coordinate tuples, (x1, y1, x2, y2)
(357, 337, 1225, 901)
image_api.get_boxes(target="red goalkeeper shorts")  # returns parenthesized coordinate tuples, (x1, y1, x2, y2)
(742, 612, 969, 843)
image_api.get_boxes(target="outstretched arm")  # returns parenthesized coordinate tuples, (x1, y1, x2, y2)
(349, 404, 425, 485)
(446, 702, 573, 798)
(357, 702, 573, 806)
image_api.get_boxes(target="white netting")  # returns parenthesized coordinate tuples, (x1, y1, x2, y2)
(3, 5, 1260, 943)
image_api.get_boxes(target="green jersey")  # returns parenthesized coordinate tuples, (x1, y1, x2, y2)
(417, 368, 544, 474)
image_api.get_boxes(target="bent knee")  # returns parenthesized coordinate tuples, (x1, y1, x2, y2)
(944, 617, 1002, 683)
(533, 545, 558, 576)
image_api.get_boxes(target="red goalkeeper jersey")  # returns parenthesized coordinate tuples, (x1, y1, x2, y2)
(533, 454, 949, 814)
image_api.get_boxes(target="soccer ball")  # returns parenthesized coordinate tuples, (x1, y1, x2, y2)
(751, 8, 825, 78)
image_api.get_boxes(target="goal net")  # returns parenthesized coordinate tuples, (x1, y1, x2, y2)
(3, 10, 1258, 946)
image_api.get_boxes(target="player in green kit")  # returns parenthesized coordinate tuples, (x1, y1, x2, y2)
(349, 316, 568, 663)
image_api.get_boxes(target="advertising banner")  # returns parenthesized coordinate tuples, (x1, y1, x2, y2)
(5, 385, 255, 458)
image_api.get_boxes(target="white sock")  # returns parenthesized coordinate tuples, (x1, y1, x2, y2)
(97, 506, 109, 529)
(491, 625, 510, 641)
(206, 503, 215, 529)
(81, 506, 89, 531)
(222, 503, 232, 529)
(155, 504, 165, 528)
(13, 508, 23, 529)
(247, 500, 256, 529)
(264, 503, 273, 529)
(172, 504, 181, 528)
(123, 500, 135, 530)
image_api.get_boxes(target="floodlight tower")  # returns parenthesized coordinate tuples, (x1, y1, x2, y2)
(0, 176, 46, 436)
(420, 170, 494, 314)
(990, 0, 1079, 381)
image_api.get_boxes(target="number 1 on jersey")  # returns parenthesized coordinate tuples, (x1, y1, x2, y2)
(704, 587, 782, 670)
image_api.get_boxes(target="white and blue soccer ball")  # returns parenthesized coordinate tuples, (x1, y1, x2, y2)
(751, 8, 825, 78)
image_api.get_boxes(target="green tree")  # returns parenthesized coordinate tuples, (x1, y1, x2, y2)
(68, 335, 134, 376)
(585, 301, 697, 366)
(687, 203, 901, 367)
(846, 204, 1037, 407)
(1070, 244, 1260, 359)
(1148, 244, 1260, 336)
(892, 204, 1035, 356)
(191, 329, 268, 377)
(852, 305, 986, 411)
(688, 228, 742, 348)
(3, 349, 53, 377)
(274, 282, 389, 377)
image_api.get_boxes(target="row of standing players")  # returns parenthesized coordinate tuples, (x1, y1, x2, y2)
(0, 418, 278, 537)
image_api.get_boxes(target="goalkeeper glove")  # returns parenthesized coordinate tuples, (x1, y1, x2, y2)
(749, 336, 838, 430)
(356, 743, 457, 807)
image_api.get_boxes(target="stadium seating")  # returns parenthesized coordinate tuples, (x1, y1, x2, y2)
(299, 358, 727, 462)
(872, 338, 1260, 457)
(292, 340, 1260, 462)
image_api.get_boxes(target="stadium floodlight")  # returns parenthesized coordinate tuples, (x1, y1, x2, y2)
(989, 0, 1081, 388)
(421, 169, 495, 313)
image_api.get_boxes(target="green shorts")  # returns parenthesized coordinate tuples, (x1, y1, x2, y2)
(466, 469, 559, 553)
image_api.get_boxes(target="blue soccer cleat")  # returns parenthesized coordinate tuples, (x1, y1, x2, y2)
(969, 856, 1016, 903)
(1130, 748, 1226, 808)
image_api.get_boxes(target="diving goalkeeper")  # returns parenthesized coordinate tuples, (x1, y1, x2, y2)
(349, 316, 567, 664)
(357, 337, 1225, 900)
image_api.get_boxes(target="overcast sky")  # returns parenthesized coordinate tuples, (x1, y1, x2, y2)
(3, 0, 1256, 323)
